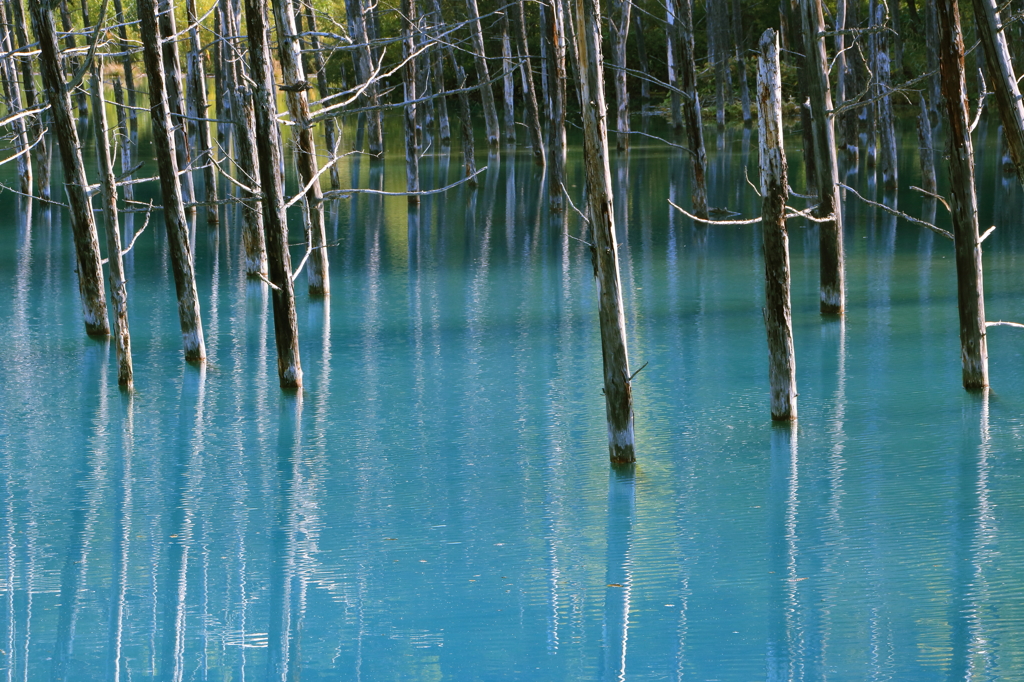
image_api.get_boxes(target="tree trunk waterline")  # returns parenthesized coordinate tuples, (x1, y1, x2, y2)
(465, 0, 500, 148)
(512, 0, 545, 165)
(569, 0, 635, 463)
(799, 0, 845, 315)
(732, 0, 751, 125)
(757, 28, 797, 421)
(271, 0, 330, 297)
(677, 0, 708, 219)
(937, 0, 989, 390)
(185, 0, 218, 225)
(29, 0, 109, 337)
(137, 0, 206, 362)
(243, 0, 302, 389)
(877, 52, 898, 191)
(971, 0, 1024, 186)
(90, 63, 133, 389)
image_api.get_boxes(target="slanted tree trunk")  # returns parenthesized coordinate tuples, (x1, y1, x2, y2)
(58, 0, 87, 118)
(9, 0, 49, 199)
(609, 0, 630, 149)
(271, 0, 330, 296)
(678, 0, 708, 219)
(158, 0, 196, 220)
(185, 0, 219, 225)
(569, 0, 635, 463)
(243, 0, 302, 388)
(732, 0, 751, 125)
(0, 0, 32, 195)
(917, 95, 937, 192)
(937, 0, 989, 390)
(465, 0, 500, 148)
(800, 0, 846, 315)
(757, 28, 797, 420)
(90, 62, 133, 388)
(137, 0, 206, 361)
(500, 17, 517, 145)
(971, 0, 1024, 186)
(29, 0, 109, 337)
(401, 0, 420, 201)
(512, 0, 545, 164)
(303, 3, 341, 191)
(548, 0, 568, 211)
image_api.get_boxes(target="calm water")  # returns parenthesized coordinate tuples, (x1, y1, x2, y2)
(2, 114, 1024, 680)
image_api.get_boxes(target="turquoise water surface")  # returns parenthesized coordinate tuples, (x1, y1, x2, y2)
(2, 115, 1024, 680)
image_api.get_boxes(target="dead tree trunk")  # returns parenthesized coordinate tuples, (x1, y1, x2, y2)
(609, 0, 630, 149)
(834, 0, 858, 160)
(500, 17, 516, 145)
(926, 0, 941, 113)
(799, 0, 845, 315)
(971, 0, 1024, 186)
(9, 0, 49, 199)
(90, 62, 133, 388)
(29, 0, 109, 337)
(666, 0, 682, 130)
(433, 43, 451, 145)
(216, 0, 237, 157)
(0, 0, 32, 195)
(137, 0, 206, 362)
(708, 0, 727, 128)
(346, 0, 383, 155)
(732, 0, 751, 125)
(548, 0, 568, 211)
(401, 0, 420, 201)
(465, 0, 500, 148)
(757, 28, 797, 420)
(512, 0, 545, 164)
(917, 95, 937, 192)
(271, 0, 330, 296)
(243, 0, 302, 388)
(57, 0, 87, 118)
(111, 0, 136, 202)
(158, 0, 196, 220)
(876, 43, 898, 190)
(633, 12, 651, 115)
(185, 0, 219, 225)
(937, 0, 989, 389)
(234, 85, 268, 277)
(569, 0, 635, 463)
(434, 0, 477, 184)
(678, 0, 708, 219)
(303, 3, 341, 191)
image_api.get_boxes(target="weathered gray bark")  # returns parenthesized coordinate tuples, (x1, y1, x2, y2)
(500, 19, 516, 145)
(547, 0, 568, 211)
(346, 0, 383, 155)
(233, 85, 268, 277)
(8, 0, 50, 199)
(137, 0, 206, 361)
(90, 63, 133, 388)
(971, 0, 1024, 186)
(243, 0, 302, 388)
(917, 95, 937, 192)
(303, 3, 341, 191)
(465, 0, 500, 148)
(877, 52, 898, 191)
(677, 0, 707, 219)
(112, 77, 133, 201)
(834, 0, 858, 159)
(937, 0, 989, 390)
(569, 0, 635, 463)
(271, 0, 330, 296)
(185, 0, 219, 225)
(432, 37, 451, 145)
(29, 0, 109, 337)
(215, 0, 237, 156)
(158, 0, 196, 220)
(57, 0, 87, 118)
(799, 0, 845, 315)
(757, 28, 797, 421)
(0, 0, 32, 195)
(401, 0, 420, 201)
(609, 0, 630, 149)
(111, 0, 136, 202)
(512, 0, 545, 164)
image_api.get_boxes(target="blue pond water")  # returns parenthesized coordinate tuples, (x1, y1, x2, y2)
(2, 116, 1024, 680)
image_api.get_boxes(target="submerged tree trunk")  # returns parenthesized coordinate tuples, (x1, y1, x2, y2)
(401, 0, 420, 200)
(757, 28, 797, 420)
(346, 0, 383, 155)
(799, 0, 845, 315)
(512, 0, 545, 164)
(233, 85, 268, 277)
(90, 62, 133, 388)
(971, 0, 1024, 186)
(569, 0, 635, 463)
(185, 0, 218, 225)
(465, 0, 500, 148)
(29, 0, 109, 337)
(244, 0, 302, 388)
(937, 0, 988, 390)
(434, 0, 477, 184)
(678, 0, 708, 219)
(732, 0, 751, 125)
(876, 33, 898, 191)
(917, 95, 937, 192)
(609, 0, 630, 149)
(158, 0, 196, 220)
(111, 0, 136, 202)
(271, 0, 330, 296)
(303, 3, 341, 191)
(500, 18, 516, 145)
(137, 0, 206, 361)
(548, 0, 568, 211)
(9, 0, 49, 199)
(0, 0, 32, 196)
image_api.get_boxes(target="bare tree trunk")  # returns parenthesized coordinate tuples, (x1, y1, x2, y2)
(0, 0, 32, 195)
(609, 0, 630, 149)
(512, 0, 545, 164)
(917, 94, 937, 192)
(834, 0, 858, 160)
(708, 0, 727, 128)
(667, 0, 682, 130)
(9, 0, 49, 199)
(111, 0, 136, 202)
(90, 62, 133, 388)
(937, 0, 989, 390)
(971, 0, 1024, 186)
(464, 0, 500, 148)
(159, 0, 197, 221)
(757, 28, 797, 421)
(29, 0, 109, 337)
(271, 0, 330, 296)
(303, 3, 341, 191)
(216, 0, 237, 159)
(401, 0, 420, 201)
(234, 85, 268, 277)
(501, 19, 517, 145)
(875, 5, 898, 192)
(633, 12, 651, 115)
(926, 0, 941, 113)
(678, 0, 708, 219)
(185, 0, 219, 225)
(434, 0, 477, 184)
(799, 0, 846, 315)
(732, 0, 751, 125)
(433, 43, 451, 145)
(58, 0, 87, 118)
(244, 0, 302, 388)
(569, 0, 635, 463)
(346, 0, 383, 155)
(137, 0, 206, 361)
(548, 0, 568, 211)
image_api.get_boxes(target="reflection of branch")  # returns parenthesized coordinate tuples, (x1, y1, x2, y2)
(839, 182, 953, 240)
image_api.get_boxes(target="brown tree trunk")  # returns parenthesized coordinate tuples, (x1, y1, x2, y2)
(678, 0, 708, 219)
(29, 0, 109, 337)
(137, 0, 207, 361)
(757, 28, 797, 420)
(569, 0, 635, 463)
(799, 0, 846, 315)
(186, 0, 219, 225)
(271, 0, 330, 296)
(243, 0, 302, 388)
(90, 62, 133, 388)
(937, 0, 989, 390)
